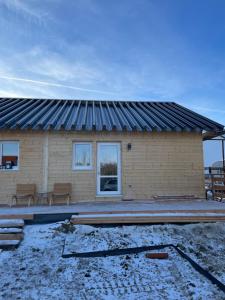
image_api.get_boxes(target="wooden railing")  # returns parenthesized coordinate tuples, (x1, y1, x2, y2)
(205, 167, 225, 200)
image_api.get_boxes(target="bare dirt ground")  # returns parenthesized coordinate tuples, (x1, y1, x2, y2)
(1, 222, 225, 300)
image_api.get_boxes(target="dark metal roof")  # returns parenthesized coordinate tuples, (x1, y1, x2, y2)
(0, 98, 223, 132)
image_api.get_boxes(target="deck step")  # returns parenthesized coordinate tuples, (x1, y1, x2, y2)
(0, 233, 23, 240)
(0, 240, 21, 249)
(0, 219, 24, 228)
(0, 219, 25, 248)
(0, 214, 33, 220)
(71, 212, 225, 224)
(0, 228, 23, 234)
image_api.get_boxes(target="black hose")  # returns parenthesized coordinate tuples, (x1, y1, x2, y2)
(172, 245, 225, 293)
(62, 243, 173, 258)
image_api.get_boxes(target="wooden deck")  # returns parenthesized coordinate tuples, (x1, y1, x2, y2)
(71, 212, 225, 224)
(1, 199, 225, 223)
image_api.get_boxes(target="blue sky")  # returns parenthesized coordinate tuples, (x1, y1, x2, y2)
(0, 0, 224, 165)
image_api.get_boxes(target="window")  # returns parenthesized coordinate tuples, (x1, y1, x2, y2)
(0, 141, 19, 170)
(73, 143, 92, 170)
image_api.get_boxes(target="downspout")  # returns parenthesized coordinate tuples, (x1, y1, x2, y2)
(43, 132, 49, 192)
(222, 139, 225, 173)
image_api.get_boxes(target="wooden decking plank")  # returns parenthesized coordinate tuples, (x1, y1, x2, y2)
(75, 209, 225, 215)
(71, 213, 225, 219)
(71, 213, 225, 224)
(0, 233, 23, 240)
(0, 219, 24, 228)
(0, 228, 23, 233)
(0, 240, 20, 249)
(0, 214, 33, 220)
(72, 216, 225, 220)
(0, 227, 23, 234)
(72, 219, 225, 224)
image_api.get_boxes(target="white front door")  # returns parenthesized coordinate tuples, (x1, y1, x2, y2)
(97, 143, 121, 195)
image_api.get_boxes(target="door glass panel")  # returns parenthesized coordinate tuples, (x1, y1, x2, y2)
(100, 177, 118, 192)
(99, 145, 118, 176)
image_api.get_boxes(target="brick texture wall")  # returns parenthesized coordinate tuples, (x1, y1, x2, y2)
(0, 131, 44, 205)
(0, 130, 205, 205)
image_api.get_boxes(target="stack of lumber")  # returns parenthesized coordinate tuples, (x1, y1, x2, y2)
(153, 195, 197, 200)
(0, 219, 24, 249)
(0, 214, 33, 220)
(71, 210, 225, 224)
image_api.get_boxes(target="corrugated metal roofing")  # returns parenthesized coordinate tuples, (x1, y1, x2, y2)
(0, 98, 223, 132)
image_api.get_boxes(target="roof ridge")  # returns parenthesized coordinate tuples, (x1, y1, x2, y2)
(0, 97, 174, 103)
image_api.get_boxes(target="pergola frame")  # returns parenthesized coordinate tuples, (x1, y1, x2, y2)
(203, 130, 225, 172)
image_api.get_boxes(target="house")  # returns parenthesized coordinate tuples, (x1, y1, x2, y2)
(0, 98, 223, 205)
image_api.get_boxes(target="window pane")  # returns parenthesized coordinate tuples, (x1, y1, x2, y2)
(100, 177, 118, 192)
(99, 145, 118, 175)
(74, 144, 91, 168)
(1, 142, 19, 169)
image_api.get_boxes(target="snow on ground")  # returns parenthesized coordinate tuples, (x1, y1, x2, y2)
(1, 222, 225, 300)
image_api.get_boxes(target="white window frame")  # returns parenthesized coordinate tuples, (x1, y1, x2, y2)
(0, 141, 19, 171)
(73, 142, 92, 170)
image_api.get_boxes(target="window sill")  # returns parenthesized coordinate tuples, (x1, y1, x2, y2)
(72, 168, 93, 171)
(96, 194, 122, 197)
(0, 169, 19, 172)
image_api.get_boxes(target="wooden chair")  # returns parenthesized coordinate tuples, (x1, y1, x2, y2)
(211, 176, 225, 201)
(11, 184, 36, 207)
(49, 183, 72, 206)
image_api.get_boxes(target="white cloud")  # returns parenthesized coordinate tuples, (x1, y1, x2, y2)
(0, 75, 117, 96)
(28, 55, 104, 85)
(0, 40, 223, 103)
(0, 48, 119, 98)
(0, 46, 188, 100)
(0, 0, 50, 23)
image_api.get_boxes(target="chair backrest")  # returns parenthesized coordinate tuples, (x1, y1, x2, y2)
(16, 184, 36, 195)
(53, 183, 72, 194)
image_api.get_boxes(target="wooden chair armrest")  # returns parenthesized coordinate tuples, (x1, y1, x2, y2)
(11, 194, 17, 207)
(49, 192, 71, 206)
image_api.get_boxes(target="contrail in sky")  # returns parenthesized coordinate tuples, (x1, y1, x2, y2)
(0, 75, 116, 95)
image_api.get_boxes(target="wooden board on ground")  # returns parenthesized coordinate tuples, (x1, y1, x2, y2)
(0, 214, 33, 220)
(0, 240, 20, 249)
(0, 219, 24, 228)
(75, 209, 225, 215)
(71, 213, 225, 224)
(0, 233, 23, 240)
(0, 228, 23, 234)
(153, 195, 197, 199)
(145, 253, 168, 259)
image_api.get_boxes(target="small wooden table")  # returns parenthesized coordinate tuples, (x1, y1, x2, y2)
(37, 192, 49, 205)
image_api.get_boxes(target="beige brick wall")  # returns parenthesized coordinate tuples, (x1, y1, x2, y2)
(0, 130, 205, 205)
(0, 131, 45, 205)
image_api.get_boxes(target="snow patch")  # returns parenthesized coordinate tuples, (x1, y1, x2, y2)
(0, 222, 225, 299)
